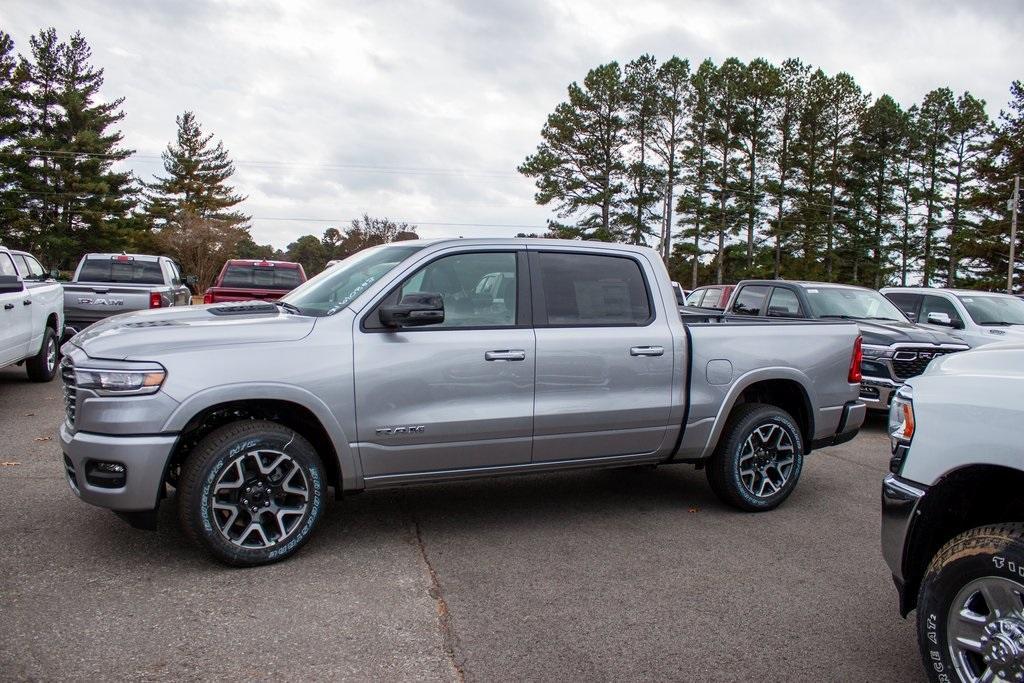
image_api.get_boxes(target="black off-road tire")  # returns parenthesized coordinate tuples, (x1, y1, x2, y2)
(705, 403, 804, 512)
(178, 420, 326, 566)
(25, 326, 58, 382)
(916, 524, 1024, 683)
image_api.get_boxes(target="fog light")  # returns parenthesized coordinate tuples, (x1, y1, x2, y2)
(85, 460, 127, 488)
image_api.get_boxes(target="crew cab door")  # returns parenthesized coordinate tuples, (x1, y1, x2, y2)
(353, 249, 535, 478)
(529, 250, 674, 462)
(0, 253, 31, 366)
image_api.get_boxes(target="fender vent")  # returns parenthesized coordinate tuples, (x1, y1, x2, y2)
(208, 302, 278, 316)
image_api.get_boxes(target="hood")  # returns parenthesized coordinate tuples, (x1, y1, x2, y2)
(69, 302, 317, 361)
(853, 318, 965, 347)
(925, 340, 1024, 379)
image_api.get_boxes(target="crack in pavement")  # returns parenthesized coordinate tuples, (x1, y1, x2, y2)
(403, 500, 466, 683)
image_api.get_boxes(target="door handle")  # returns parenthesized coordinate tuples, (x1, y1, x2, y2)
(3, 303, 13, 310)
(22, 299, 31, 306)
(485, 349, 526, 361)
(630, 345, 664, 357)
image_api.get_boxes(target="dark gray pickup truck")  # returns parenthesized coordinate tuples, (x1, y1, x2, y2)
(63, 253, 192, 331)
(59, 239, 866, 565)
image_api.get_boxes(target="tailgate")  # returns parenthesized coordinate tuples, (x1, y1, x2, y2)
(64, 283, 157, 323)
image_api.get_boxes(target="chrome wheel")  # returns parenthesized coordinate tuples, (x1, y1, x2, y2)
(45, 337, 57, 374)
(948, 576, 1024, 682)
(738, 423, 796, 499)
(211, 449, 310, 549)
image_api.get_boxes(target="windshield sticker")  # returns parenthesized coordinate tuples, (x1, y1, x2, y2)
(807, 288, 818, 293)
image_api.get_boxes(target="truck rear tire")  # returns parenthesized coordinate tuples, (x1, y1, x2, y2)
(178, 420, 326, 566)
(916, 524, 1024, 683)
(705, 403, 804, 512)
(25, 326, 58, 382)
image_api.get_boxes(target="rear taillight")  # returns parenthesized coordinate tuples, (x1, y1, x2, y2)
(202, 291, 214, 304)
(848, 336, 863, 383)
(149, 292, 162, 309)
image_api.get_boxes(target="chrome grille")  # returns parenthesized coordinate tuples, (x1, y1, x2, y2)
(891, 347, 958, 381)
(61, 357, 77, 425)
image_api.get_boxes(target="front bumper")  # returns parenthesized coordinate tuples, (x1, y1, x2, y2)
(881, 473, 928, 615)
(859, 377, 900, 411)
(59, 421, 177, 512)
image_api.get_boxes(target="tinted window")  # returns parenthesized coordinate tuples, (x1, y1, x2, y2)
(221, 264, 302, 290)
(397, 252, 516, 328)
(732, 286, 769, 316)
(79, 258, 165, 284)
(23, 255, 45, 278)
(957, 294, 1024, 325)
(0, 253, 16, 276)
(767, 288, 802, 317)
(920, 295, 963, 326)
(685, 290, 704, 306)
(885, 293, 921, 322)
(536, 252, 651, 326)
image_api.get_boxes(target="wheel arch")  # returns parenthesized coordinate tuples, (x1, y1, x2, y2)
(701, 371, 816, 459)
(164, 386, 359, 494)
(902, 464, 1024, 615)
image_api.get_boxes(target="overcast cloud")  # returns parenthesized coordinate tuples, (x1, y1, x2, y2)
(2, 0, 1021, 248)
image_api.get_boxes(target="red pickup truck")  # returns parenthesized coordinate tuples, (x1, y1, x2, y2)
(202, 259, 307, 304)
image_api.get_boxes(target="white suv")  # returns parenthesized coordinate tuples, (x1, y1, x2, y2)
(882, 341, 1024, 682)
(882, 287, 1024, 348)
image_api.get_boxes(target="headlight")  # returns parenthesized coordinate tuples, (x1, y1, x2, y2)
(862, 344, 892, 359)
(888, 385, 915, 451)
(75, 368, 166, 395)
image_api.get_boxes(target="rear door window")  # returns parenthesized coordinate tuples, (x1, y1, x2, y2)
(534, 252, 651, 326)
(766, 288, 802, 317)
(0, 253, 16, 276)
(731, 286, 770, 316)
(885, 293, 922, 322)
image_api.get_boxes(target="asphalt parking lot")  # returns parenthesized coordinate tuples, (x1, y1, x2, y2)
(0, 365, 923, 681)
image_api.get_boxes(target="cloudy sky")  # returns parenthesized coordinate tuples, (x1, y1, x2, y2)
(3, 0, 1021, 248)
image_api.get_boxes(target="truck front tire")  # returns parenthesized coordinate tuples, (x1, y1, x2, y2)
(178, 420, 326, 566)
(705, 403, 804, 512)
(917, 524, 1024, 683)
(25, 326, 58, 382)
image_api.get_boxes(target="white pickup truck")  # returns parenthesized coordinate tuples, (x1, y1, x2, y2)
(0, 246, 64, 382)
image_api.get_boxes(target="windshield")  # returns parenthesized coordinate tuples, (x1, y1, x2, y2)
(956, 294, 1024, 325)
(805, 286, 908, 321)
(282, 244, 425, 316)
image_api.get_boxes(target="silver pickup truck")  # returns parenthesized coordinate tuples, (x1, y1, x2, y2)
(63, 253, 192, 331)
(58, 239, 866, 566)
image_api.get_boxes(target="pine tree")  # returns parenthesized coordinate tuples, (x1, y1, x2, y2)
(707, 57, 745, 283)
(821, 72, 866, 280)
(650, 56, 689, 262)
(518, 63, 627, 240)
(146, 111, 249, 228)
(914, 88, 954, 286)
(793, 69, 831, 278)
(895, 105, 922, 285)
(619, 55, 663, 246)
(15, 29, 136, 266)
(677, 59, 716, 287)
(0, 31, 24, 245)
(764, 59, 808, 279)
(737, 58, 780, 275)
(941, 92, 990, 286)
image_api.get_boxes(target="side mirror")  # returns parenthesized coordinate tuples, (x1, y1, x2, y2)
(379, 292, 445, 328)
(0, 275, 25, 294)
(926, 311, 958, 328)
(49, 268, 60, 280)
(185, 275, 198, 286)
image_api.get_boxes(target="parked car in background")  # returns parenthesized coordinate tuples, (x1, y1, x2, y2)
(202, 259, 306, 304)
(59, 238, 864, 565)
(684, 283, 735, 310)
(0, 246, 64, 382)
(882, 287, 1024, 347)
(671, 281, 688, 307)
(63, 253, 192, 332)
(881, 341, 1024, 683)
(725, 280, 969, 410)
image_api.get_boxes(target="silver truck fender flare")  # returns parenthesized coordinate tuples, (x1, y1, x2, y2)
(161, 382, 361, 490)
